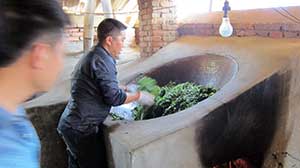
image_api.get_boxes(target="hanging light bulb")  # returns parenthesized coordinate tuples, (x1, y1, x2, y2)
(219, 17, 233, 37)
(219, 0, 233, 37)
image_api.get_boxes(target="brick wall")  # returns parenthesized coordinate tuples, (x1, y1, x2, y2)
(177, 23, 300, 38)
(138, 0, 178, 57)
(65, 26, 98, 42)
(177, 6, 300, 39)
(65, 5, 300, 57)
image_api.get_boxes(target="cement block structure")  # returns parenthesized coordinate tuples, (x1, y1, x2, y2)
(26, 36, 300, 168)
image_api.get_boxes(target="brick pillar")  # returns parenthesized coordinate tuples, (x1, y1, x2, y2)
(138, 0, 177, 57)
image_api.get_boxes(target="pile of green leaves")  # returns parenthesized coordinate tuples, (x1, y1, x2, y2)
(136, 76, 161, 97)
(133, 77, 218, 120)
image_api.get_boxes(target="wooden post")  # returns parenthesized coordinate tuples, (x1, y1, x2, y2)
(83, 0, 97, 54)
(209, 0, 213, 12)
(102, 0, 114, 18)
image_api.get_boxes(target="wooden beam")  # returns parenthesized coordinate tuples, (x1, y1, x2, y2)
(83, 0, 97, 53)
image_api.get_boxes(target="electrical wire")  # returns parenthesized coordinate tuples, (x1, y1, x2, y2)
(272, 8, 300, 24)
(272, 8, 298, 23)
(280, 7, 300, 22)
(66, 5, 176, 16)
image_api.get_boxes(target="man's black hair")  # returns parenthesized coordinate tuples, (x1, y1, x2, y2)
(97, 18, 127, 45)
(0, 0, 70, 67)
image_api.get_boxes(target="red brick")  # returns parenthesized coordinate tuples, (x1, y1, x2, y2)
(142, 25, 151, 31)
(144, 47, 152, 53)
(232, 23, 254, 30)
(176, 26, 196, 35)
(236, 30, 245, 37)
(281, 24, 300, 32)
(180, 24, 194, 29)
(142, 14, 151, 20)
(236, 30, 256, 37)
(143, 2, 150, 8)
(140, 10, 147, 15)
(254, 23, 282, 31)
(140, 8, 152, 15)
(152, 42, 165, 47)
(65, 27, 80, 33)
(152, 30, 164, 36)
(139, 20, 149, 26)
(212, 24, 220, 29)
(244, 30, 256, 36)
(255, 30, 269, 37)
(146, 8, 153, 14)
(269, 31, 283, 38)
(167, 20, 176, 25)
(152, 24, 162, 30)
(139, 31, 149, 37)
(283, 31, 300, 38)
(68, 32, 83, 37)
(139, 42, 148, 48)
(164, 31, 177, 36)
(67, 36, 80, 42)
(194, 24, 214, 29)
(143, 36, 151, 41)
(162, 24, 178, 30)
(163, 35, 176, 41)
(213, 29, 220, 36)
(197, 29, 214, 36)
(152, 18, 164, 24)
(152, 36, 162, 41)
(152, 13, 161, 18)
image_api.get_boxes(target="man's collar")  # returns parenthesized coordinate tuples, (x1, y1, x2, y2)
(95, 44, 116, 64)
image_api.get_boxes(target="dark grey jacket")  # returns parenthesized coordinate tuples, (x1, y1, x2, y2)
(58, 44, 127, 133)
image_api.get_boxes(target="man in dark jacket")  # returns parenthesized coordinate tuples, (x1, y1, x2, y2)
(57, 18, 151, 168)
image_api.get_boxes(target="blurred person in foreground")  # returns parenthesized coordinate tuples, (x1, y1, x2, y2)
(0, 0, 70, 167)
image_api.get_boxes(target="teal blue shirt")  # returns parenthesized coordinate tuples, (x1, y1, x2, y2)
(0, 107, 40, 168)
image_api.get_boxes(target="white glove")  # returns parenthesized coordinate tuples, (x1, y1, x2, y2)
(137, 91, 155, 106)
(126, 84, 138, 93)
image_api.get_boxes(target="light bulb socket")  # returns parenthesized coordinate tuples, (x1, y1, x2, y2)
(222, 0, 231, 18)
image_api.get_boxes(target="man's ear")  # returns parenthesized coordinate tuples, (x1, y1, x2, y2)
(29, 43, 50, 70)
(105, 36, 113, 46)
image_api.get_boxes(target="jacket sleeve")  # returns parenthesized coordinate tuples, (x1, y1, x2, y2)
(91, 57, 127, 106)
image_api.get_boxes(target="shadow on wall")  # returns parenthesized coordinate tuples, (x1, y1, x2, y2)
(195, 72, 292, 168)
